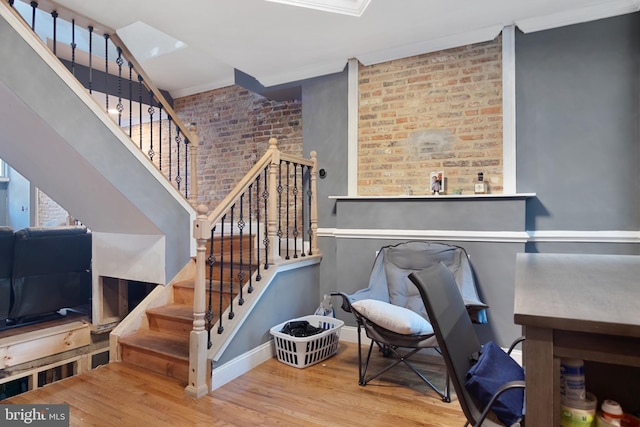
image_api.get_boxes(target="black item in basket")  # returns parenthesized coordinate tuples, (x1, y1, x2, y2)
(280, 320, 324, 337)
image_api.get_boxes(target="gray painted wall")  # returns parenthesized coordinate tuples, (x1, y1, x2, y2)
(301, 70, 349, 302)
(516, 13, 640, 233)
(214, 263, 320, 367)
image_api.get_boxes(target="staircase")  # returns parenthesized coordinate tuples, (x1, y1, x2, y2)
(117, 234, 256, 383)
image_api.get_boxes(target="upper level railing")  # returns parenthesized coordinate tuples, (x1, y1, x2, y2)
(4, 0, 198, 205)
(188, 137, 318, 397)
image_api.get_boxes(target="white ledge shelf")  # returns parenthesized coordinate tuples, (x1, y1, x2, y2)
(329, 193, 536, 200)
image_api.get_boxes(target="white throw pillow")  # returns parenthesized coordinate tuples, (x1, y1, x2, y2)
(351, 299, 433, 336)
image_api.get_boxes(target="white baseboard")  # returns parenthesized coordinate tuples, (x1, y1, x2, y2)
(211, 341, 274, 391)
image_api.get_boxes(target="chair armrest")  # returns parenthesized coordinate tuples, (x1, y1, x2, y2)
(507, 336, 526, 355)
(476, 380, 526, 427)
(331, 292, 353, 313)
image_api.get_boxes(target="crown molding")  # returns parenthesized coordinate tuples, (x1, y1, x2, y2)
(515, 0, 640, 33)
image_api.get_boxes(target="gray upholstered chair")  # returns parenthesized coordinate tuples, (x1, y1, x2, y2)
(334, 241, 488, 402)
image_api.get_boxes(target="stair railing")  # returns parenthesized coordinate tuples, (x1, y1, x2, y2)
(3, 0, 199, 205)
(187, 137, 318, 397)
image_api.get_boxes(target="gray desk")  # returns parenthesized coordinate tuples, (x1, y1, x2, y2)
(514, 253, 640, 426)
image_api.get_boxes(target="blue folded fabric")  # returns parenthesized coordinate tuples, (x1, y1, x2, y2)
(465, 341, 524, 426)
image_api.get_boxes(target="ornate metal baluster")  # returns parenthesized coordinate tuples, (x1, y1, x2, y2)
(206, 226, 216, 349)
(262, 167, 270, 269)
(228, 205, 235, 320)
(158, 105, 163, 172)
(175, 126, 182, 190)
(285, 160, 290, 260)
(167, 117, 172, 181)
(30, 1, 37, 30)
(51, 11, 57, 55)
(138, 75, 143, 149)
(128, 62, 133, 137)
(70, 19, 76, 76)
(248, 183, 255, 291)
(277, 161, 283, 257)
(254, 176, 262, 281)
(88, 26, 93, 94)
(184, 136, 189, 198)
(237, 194, 246, 304)
(104, 34, 109, 112)
(217, 214, 226, 334)
(116, 48, 123, 126)
(148, 92, 155, 161)
(293, 163, 299, 258)
(307, 165, 313, 255)
(300, 164, 306, 257)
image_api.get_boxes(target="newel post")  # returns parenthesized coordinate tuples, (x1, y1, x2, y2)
(185, 204, 210, 398)
(310, 151, 319, 255)
(267, 137, 281, 264)
(189, 123, 199, 207)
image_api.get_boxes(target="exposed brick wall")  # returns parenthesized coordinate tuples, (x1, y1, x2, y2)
(358, 36, 503, 195)
(174, 85, 302, 210)
(38, 190, 69, 226)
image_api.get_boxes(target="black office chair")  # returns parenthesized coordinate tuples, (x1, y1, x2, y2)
(408, 262, 525, 427)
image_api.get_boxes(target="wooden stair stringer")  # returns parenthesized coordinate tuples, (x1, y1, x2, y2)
(207, 255, 322, 365)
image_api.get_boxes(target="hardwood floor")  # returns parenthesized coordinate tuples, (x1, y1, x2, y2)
(4, 342, 467, 426)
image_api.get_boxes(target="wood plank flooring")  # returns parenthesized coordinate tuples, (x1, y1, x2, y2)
(4, 342, 467, 426)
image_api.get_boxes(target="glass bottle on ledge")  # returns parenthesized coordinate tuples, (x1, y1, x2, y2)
(474, 172, 487, 194)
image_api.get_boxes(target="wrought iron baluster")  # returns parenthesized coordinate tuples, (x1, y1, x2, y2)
(158, 105, 163, 172)
(307, 165, 313, 255)
(128, 62, 133, 137)
(184, 137, 189, 198)
(300, 164, 306, 257)
(30, 1, 37, 30)
(148, 92, 155, 161)
(255, 176, 262, 281)
(51, 11, 57, 55)
(293, 163, 299, 258)
(116, 48, 123, 126)
(206, 226, 216, 349)
(70, 19, 75, 76)
(285, 161, 290, 260)
(247, 185, 255, 292)
(168, 117, 173, 181)
(277, 161, 283, 257)
(104, 34, 109, 112)
(237, 194, 246, 304)
(217, 215, 226, 334)
(138, 75, 143, 149)
(262, 167, 270, 269)
(88, 26, 93, 94)
(228, 206, 235, 320)
(175, 126, 182, 190)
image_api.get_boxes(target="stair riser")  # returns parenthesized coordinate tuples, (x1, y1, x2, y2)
(208, 235, 255, 253)
(174, 288, 234, 312)
(120, 344, 188, 383)
(148, 316, 192, 338)
(206, 265, 257, 282)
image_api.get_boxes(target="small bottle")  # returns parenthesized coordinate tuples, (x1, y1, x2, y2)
(560, 358, 585, 402)
(601, 400, 623, 426)
(474, 172, 487, 194)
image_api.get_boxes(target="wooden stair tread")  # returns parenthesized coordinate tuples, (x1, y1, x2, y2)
(146, 303, 193, 321)
(119, 330, 189, 360)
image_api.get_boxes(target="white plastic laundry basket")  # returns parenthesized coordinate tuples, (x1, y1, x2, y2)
(270, 315, 344, 368)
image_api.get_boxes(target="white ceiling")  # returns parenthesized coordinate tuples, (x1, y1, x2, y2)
(51, 0, 639, 99)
